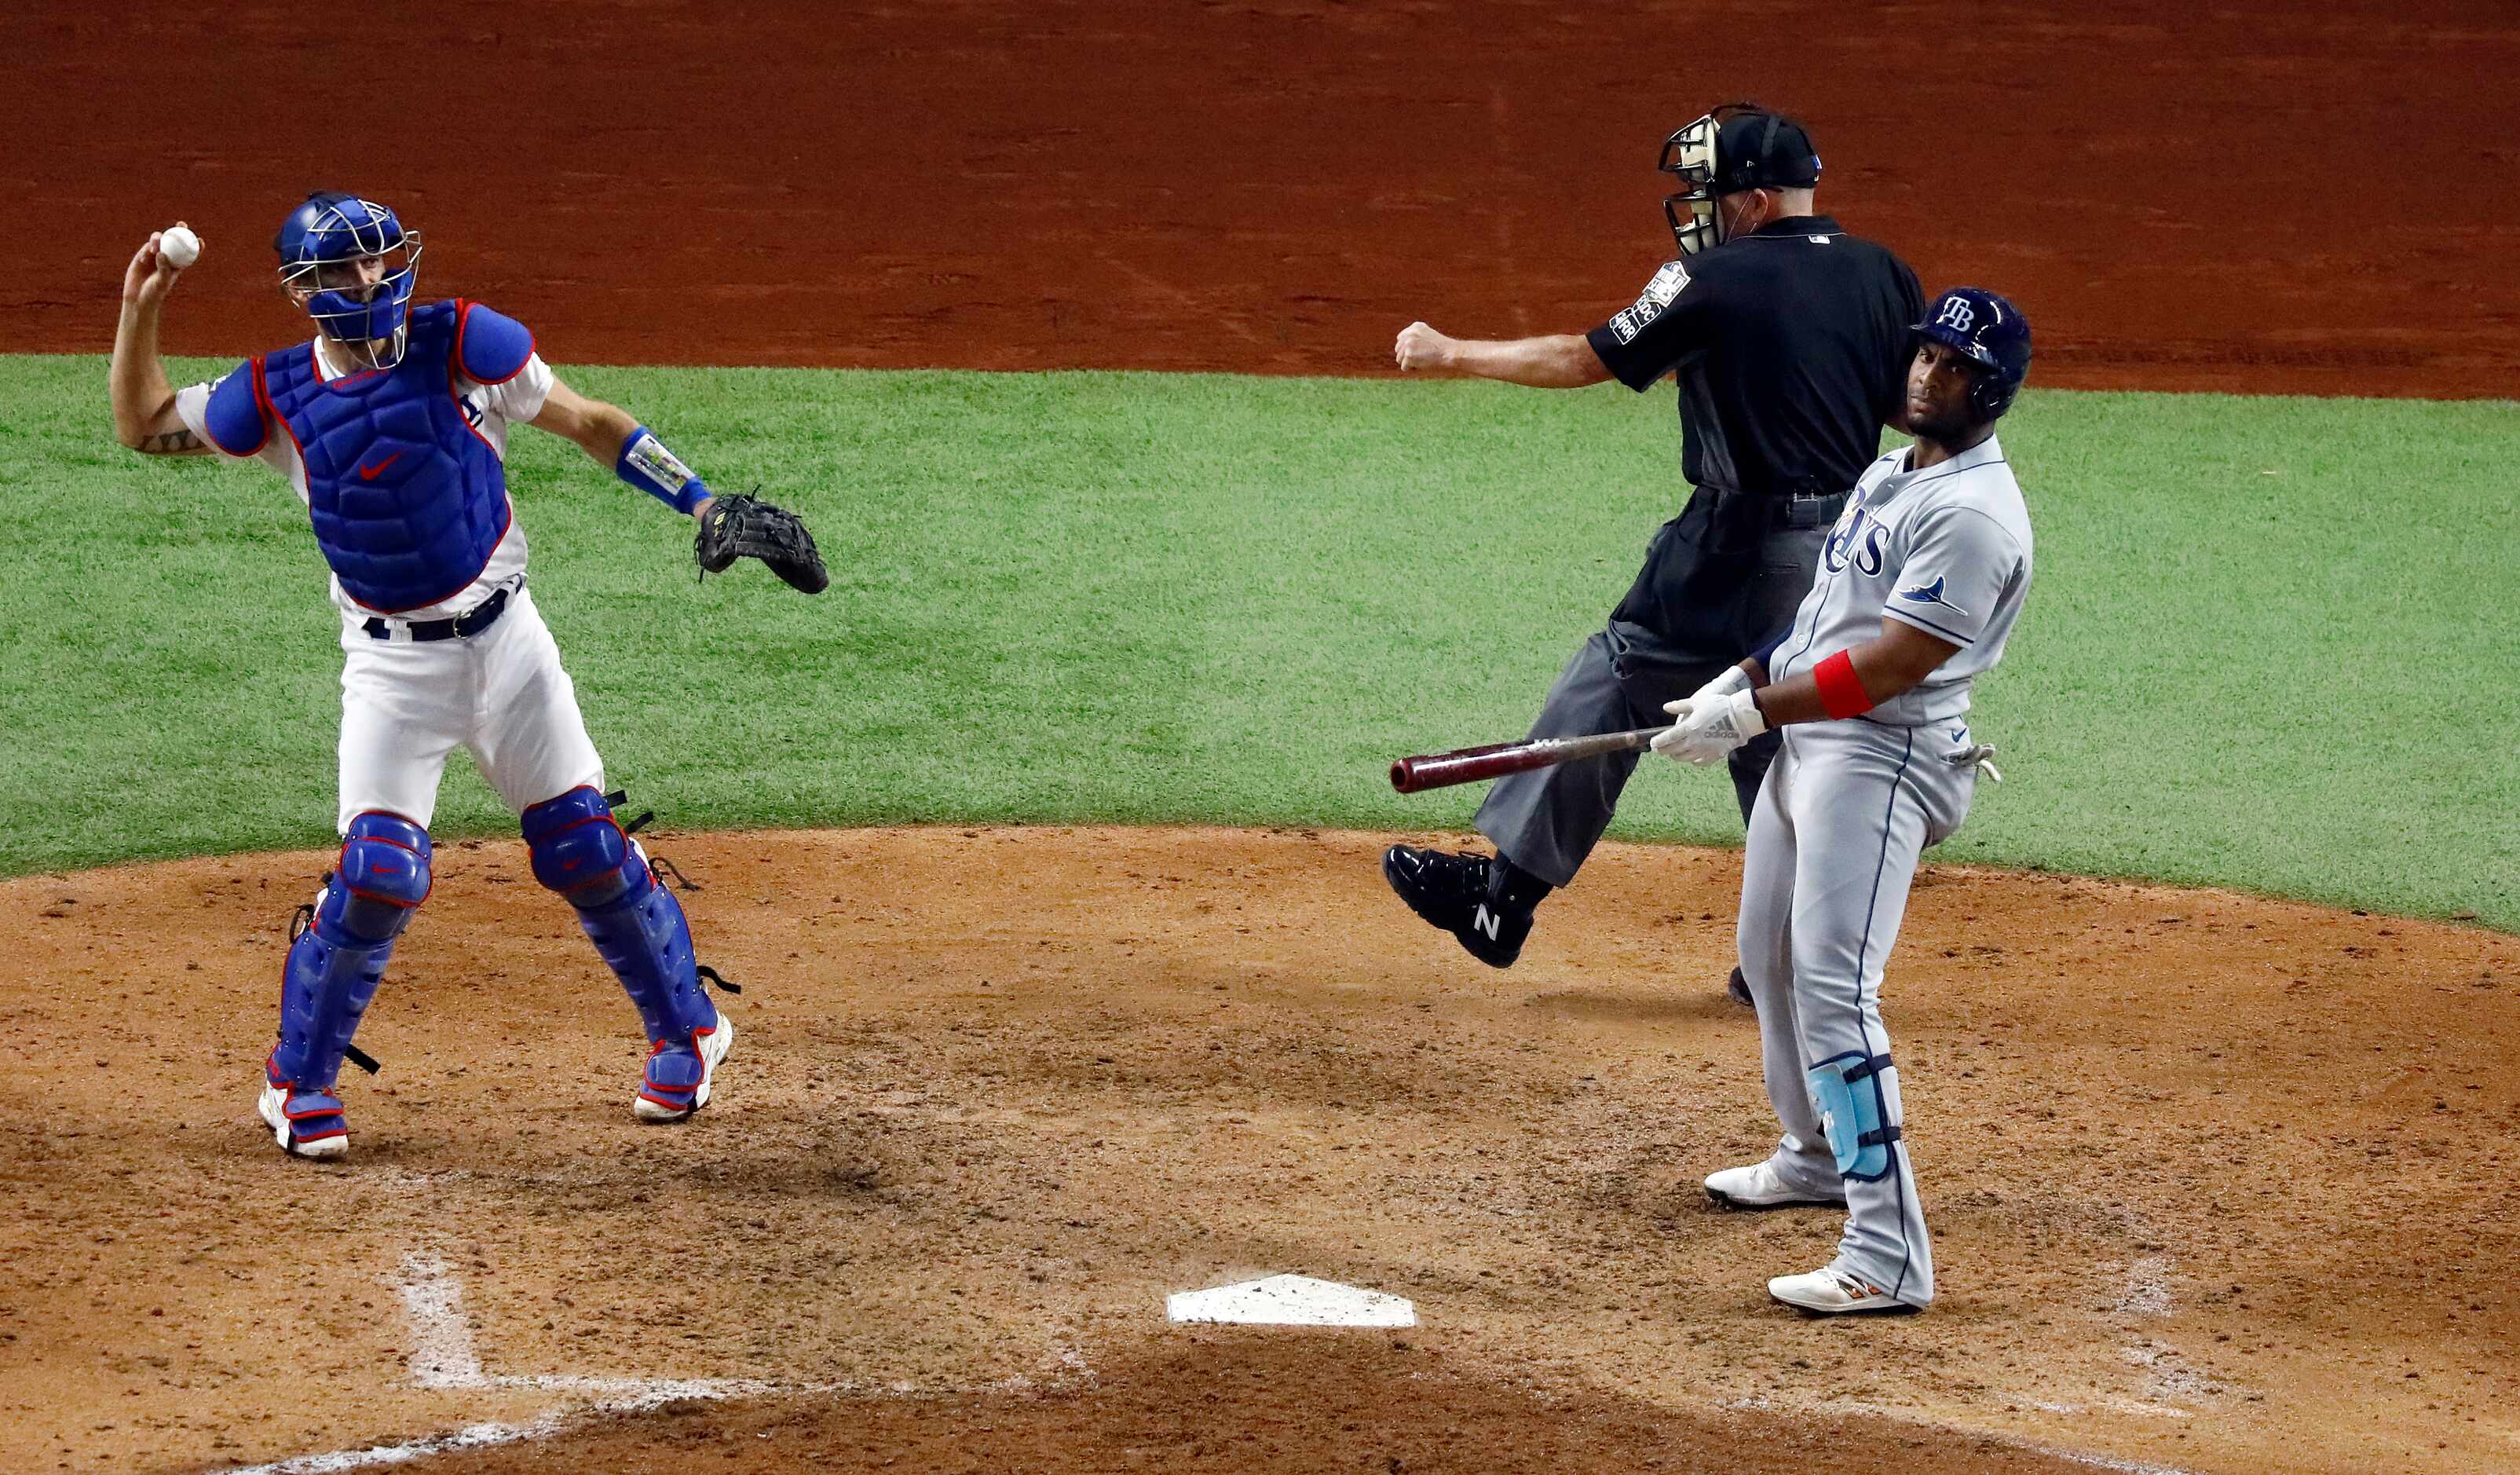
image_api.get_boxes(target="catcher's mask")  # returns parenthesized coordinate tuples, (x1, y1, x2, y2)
(1910, 287, 2033, 422)
(1658, 104, 1823, 257)
(274, 192, 423, 368)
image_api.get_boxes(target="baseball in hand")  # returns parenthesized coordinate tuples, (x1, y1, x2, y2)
(159, 225, 201, 269)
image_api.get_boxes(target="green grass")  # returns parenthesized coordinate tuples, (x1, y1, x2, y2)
(2, 356, 2512, 928)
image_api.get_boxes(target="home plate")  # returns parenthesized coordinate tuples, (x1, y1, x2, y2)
(1166, 1274, 1417, 1328)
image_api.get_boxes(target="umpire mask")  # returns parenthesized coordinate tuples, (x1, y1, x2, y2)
(1659, 104, 1823, 257)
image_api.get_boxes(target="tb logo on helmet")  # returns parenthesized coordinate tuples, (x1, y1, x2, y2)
(1911, 287, 2034, 421)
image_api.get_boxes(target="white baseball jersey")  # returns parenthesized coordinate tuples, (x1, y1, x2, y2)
(1767, 435, 2032, 725)
(174, 339, 556, 624)
(174, 337, 598, 832)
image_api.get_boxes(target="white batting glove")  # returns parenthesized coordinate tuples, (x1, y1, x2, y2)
(1686, 663, 1754, 708)
(1652, 692, 1768, 766)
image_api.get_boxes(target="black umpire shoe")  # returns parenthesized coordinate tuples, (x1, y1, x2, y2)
(1727, 966, 1754, 1008)
(1381, 845, 1534, 968)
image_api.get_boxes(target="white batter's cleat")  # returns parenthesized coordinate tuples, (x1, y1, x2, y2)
(257, 1077, 350, 1160)
(1704, 1159, 1847, 1210)
(635, 1016, 735, 1123)
(1767, 1266, 1920, 1316)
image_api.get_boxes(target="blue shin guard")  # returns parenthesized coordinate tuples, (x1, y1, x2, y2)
(1806, 1051, 1903, 1183)
(522, 787, 724, 1118)
(265, 813, 430, 1155)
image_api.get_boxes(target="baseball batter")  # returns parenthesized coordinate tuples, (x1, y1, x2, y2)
(107, 194, 827, 1159)
(1653, 287, 2035, 1314)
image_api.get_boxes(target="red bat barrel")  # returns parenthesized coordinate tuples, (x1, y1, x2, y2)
(1389, 741, 1542, 793)
(1389, 727, 1666, 793)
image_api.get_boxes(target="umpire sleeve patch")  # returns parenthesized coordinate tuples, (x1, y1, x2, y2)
(202, 360, 269, 456)
(1606, 259, 1691, 346)
(454, 302, 536, 385)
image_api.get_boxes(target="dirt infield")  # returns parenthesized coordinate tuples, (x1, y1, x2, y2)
(9, 1, 2517, 396)
(8, 826, 2516, 1473)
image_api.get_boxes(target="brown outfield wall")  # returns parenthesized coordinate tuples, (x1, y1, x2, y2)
(7, 1, 2517, 395)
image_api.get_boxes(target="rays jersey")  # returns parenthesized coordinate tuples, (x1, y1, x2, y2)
(1767, 436, 2032, 725)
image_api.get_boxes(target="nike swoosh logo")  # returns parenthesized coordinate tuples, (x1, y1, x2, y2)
(358, 452, 403, 481)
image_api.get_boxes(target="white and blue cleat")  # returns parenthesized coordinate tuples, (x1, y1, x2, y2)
(634, 1016, 734, 1122)
(258, 1052, 350, 1160)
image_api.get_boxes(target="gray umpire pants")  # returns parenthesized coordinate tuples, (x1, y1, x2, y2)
(1735, 719, 1984, 1308)
(1473, 527, 1826, 888)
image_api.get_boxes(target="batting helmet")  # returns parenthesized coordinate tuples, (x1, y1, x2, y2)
(1911, 287, 2032, 421)
(1658, 103, 1823, 257)
(273, 192, 424, 357)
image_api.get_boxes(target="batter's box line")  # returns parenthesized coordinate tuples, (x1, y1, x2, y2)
(213, 1250, 1093, 1475)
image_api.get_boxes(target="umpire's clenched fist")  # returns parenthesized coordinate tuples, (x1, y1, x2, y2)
(1394, 321, 1456, 371)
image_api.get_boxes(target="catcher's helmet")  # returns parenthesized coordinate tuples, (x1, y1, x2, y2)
(273, 191, 423, 359)
(1658, 103, 1822, 257)
(1911, 287, 2032, 421)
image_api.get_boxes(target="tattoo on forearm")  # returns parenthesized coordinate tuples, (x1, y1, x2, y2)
(141, 427, 202, 454)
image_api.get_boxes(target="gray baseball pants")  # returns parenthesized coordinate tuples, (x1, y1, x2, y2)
(1735, 718, 1984, 1308)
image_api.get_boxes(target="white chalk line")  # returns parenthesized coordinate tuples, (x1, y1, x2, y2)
(214, 1252, 1092, 1475)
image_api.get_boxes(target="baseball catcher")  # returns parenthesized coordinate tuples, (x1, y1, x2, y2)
(107, 192, 827, 1160)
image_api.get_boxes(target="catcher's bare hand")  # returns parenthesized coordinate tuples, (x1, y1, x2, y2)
(694, 492, 829, 595)
(121, 227, 191, 310)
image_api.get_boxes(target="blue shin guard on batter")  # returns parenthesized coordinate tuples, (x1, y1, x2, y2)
(265, 813, 431, 1155)
(1806, 1052, 1903, 1183)
(522, 786, 725, 1120)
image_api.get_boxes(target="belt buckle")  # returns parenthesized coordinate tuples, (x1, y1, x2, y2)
(461, 587, 508, 636)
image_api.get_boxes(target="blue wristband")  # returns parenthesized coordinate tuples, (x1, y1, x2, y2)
(616, 425, 711, 515)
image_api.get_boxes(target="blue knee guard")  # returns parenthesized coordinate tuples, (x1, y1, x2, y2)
(1806, 1051, 1903, 1183)
(269, 812, 430, 1091)
(522, 786, 717, 1046)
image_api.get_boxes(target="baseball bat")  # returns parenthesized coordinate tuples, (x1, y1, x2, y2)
(1390, 726, 1671, 793)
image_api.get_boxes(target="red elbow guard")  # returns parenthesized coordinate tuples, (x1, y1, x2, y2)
(1813, 650, 1874, 719)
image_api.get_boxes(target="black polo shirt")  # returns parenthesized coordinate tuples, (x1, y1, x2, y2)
(1586, 215, 1922, 502)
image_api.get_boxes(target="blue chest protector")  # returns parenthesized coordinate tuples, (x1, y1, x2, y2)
(243, 300, 535, 613)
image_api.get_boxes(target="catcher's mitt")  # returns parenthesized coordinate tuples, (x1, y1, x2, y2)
(695, 492, 828, 594)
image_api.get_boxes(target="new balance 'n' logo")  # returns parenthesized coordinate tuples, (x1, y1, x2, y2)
(1472, 904, 1501, 942)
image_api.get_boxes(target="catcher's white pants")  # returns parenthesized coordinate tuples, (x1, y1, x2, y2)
(1735, 719, 1981, 1308)
(333, 586, 604, 833)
